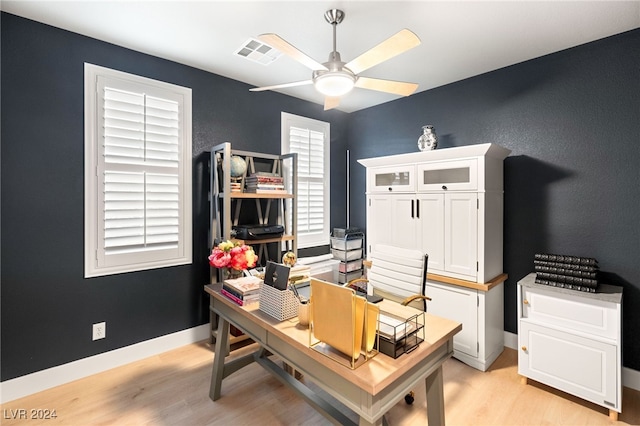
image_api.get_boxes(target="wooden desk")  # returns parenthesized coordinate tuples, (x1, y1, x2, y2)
(204, 284, 461, 426)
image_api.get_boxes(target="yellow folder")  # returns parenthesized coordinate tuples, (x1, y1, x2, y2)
(310, 278, 379, 364)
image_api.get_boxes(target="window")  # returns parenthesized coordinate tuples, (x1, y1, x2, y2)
(84, 64, 192, 277)
(281, 113, 330, 249)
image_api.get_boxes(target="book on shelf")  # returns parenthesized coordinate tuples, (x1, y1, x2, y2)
(246, 176, 284, 183)
(533, 259, 599, 275)
(534, 277, 596, 293)
(249, 171, 281, 178)
(534, 263, 598, 279)
(247, 182, 284, 189)
(535, 272, 598, 288)
(534, 253, 598, 267)
(244, 188, 289, 194)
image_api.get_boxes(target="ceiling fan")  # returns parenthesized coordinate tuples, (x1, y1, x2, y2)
(250, 9, 421, 110)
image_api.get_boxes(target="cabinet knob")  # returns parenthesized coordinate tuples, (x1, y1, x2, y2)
(523, 299, 529, 305)
(442, 185, 448, 190)
(388, 187, 392, 191)
(521, 346, 527, 351)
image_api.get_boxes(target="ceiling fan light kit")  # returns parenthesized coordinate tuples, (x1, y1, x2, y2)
(251, 9, 421, 110)
(313, 69, 356, 97)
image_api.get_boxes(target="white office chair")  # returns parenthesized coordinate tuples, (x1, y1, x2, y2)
(349, 244, 431, 311)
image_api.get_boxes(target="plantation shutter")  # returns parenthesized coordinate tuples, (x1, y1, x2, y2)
(289, 126, 326, 236)
(100, 85, 181, 255)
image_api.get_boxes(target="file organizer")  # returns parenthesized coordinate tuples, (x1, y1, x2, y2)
(309, 278, 379, 369)
(376, 302, 425, 359)
(259, 283, 299, 321)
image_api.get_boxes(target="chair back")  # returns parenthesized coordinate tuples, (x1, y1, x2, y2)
(368, 244, 428, 311)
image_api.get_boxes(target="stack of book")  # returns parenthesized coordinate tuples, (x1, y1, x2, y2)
(221, 275, 262, 306)
(534, 253, 599, 293)
(245, 172, 286, 194)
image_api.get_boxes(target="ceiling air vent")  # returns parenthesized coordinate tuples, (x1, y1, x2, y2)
(235, 38, 281, 65)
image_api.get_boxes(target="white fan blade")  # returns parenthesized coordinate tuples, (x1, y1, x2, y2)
(324, 96, 340, 110)
(355, 77, 418, 96)
(345, 29, 420, 75)
(250, 80, 313, 92)
(258, 33, 328, 71)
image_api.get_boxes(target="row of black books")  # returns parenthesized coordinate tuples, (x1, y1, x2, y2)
(221, 275, 262, 306)
(245, 172, 286, 194)
(534, 253, 599, 293)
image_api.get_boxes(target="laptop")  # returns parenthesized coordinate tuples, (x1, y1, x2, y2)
(263, 261, 290, 291)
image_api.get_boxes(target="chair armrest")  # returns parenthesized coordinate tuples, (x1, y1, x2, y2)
(401, 294, 432, 306)
(345, 277, 369, 287)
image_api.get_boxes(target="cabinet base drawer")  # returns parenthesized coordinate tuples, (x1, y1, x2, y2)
(522, 286, 619, 340)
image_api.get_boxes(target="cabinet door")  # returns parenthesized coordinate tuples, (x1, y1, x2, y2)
(390, 195, 420, 250)
(426, 280, 478, 358)
(444, 193, 478, 279)
(367, 194, 419, 255)
(366, 195, 393, 255)
(367, 165, 416, 193)
(417, 159, 478, 191)
(416, 194, 444, 272)
(519, 321, 618, 410)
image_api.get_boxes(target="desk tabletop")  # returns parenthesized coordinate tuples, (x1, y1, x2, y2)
(205, 283, 461, 395)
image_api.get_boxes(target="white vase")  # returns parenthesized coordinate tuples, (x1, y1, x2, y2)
(417, 125, 438, 151)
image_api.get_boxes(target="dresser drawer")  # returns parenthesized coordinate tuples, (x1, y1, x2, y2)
(521, 286, 619, 340)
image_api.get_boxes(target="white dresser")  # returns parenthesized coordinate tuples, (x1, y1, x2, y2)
(517, 273, 623, 420)
(358, 143, 510, 371)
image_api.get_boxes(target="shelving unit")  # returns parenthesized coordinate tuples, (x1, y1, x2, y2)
(209, 142, 297, 266)
(208, 142, 297, 347)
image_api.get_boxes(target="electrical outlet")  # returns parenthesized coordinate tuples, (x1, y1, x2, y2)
(92, 322, 106, 340)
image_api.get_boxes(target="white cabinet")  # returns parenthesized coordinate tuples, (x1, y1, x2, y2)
(359, 143, 511, 371)
(359, 143, 510, 284)
(517, 273, 623, 420)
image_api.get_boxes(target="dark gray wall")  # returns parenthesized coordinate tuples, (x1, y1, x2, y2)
(347, 29, 640, 370)
(0, 12, 349, 381)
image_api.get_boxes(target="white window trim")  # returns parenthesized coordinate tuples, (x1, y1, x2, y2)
(281, 112, 330, 249)
(84, 63, 192, 277)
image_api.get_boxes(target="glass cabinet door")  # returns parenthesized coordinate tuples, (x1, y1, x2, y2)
(367, 165, 416, 192)
(417, 159, 477, 191)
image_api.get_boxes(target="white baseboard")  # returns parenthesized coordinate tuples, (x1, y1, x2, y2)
(0, 324, 210, 403)
(504, 331, 640, 392)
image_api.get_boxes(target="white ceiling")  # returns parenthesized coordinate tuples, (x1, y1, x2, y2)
(3, 1, 639, 112)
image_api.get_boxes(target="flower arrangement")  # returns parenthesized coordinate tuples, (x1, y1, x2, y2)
(208, 240, 257, 271)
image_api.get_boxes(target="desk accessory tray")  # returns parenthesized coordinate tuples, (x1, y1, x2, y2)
(376, 309, 425, 359)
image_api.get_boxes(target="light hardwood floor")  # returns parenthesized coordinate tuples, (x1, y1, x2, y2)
(2, 342, 639, 425)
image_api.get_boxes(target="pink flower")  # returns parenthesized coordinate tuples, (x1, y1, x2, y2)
(208, 250, 231, 268)
(208, 240, 257, 271)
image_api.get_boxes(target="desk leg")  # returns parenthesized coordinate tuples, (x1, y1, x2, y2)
(209, 317, 230, 401)
(425, 365, 445, 426)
